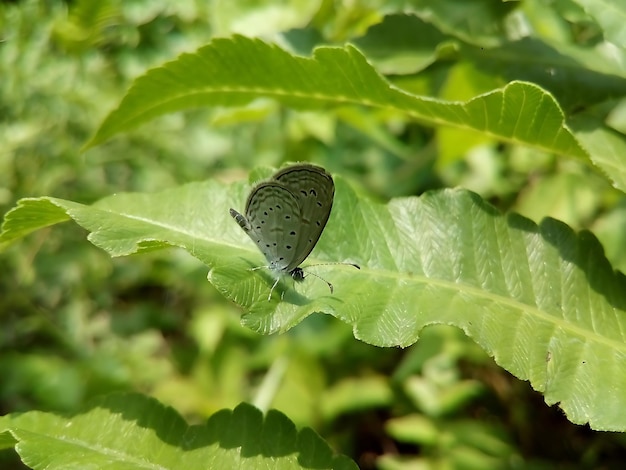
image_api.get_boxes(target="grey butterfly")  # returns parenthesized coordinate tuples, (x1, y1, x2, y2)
(230, 163, 359, 300)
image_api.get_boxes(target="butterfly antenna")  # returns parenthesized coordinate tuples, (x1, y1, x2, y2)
(303, 262, 360, 294)
(306, 262, 361, 270)
(303, 271, 334, 294)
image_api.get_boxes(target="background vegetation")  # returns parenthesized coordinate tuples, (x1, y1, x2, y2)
(1, 0, 626, 468)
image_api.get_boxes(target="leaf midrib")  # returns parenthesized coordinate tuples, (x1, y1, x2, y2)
(102, 205, 625, 352)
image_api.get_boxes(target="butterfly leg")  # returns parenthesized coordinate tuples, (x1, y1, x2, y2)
(268, 277, 281, 301)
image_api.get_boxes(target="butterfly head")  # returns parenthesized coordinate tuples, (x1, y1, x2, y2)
(289, 267, 305, 283)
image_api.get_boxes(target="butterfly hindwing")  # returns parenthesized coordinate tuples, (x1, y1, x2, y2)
(272, 165, 334, 270)
(243, 181, 303, 272)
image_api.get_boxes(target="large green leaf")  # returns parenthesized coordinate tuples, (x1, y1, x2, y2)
(86, 36, 584, 158)
(1, 171, 625, 432)
(0, 393, 357, 469)
(84, 35, 626, 192)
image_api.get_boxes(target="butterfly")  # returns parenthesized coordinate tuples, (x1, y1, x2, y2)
(230, 163, 359, 300)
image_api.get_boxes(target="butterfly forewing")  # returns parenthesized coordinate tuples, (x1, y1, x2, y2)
(272, 164, 335, 270)
(243, 182, 303, 272)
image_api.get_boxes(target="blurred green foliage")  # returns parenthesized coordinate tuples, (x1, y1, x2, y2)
(2, 0, 626, 468)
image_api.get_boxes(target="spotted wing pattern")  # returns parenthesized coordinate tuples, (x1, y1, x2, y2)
(230, 163, 335, 276)
(272, 164, 334, 271)
(232, 181, 301, 272)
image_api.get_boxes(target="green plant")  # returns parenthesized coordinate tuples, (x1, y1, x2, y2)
(2, 1, 626, 468)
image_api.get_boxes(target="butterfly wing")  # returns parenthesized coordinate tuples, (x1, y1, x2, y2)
(235, 181, 303, 273)
(272, 164, 334, 271)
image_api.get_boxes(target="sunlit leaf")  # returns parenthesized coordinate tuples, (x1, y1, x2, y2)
(0, 393, 357, 469)
(1, 172, 625, 431)
(86, 36, 584, 162)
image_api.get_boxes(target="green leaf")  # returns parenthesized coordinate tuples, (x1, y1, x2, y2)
(0, 198, 71, 251)
(459, 38, 626, 111)
(0, 393, 357, 469)
(571, 0, 626, 48)
(84, 34, 626, 191)
(86, 36, 584, 161)
(569, 114, 626, 192)
(398, 0, 516, 46)
(0, 430, 17, 450)
(351, 14, 450, 74)
(1, 172, 625, 431)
